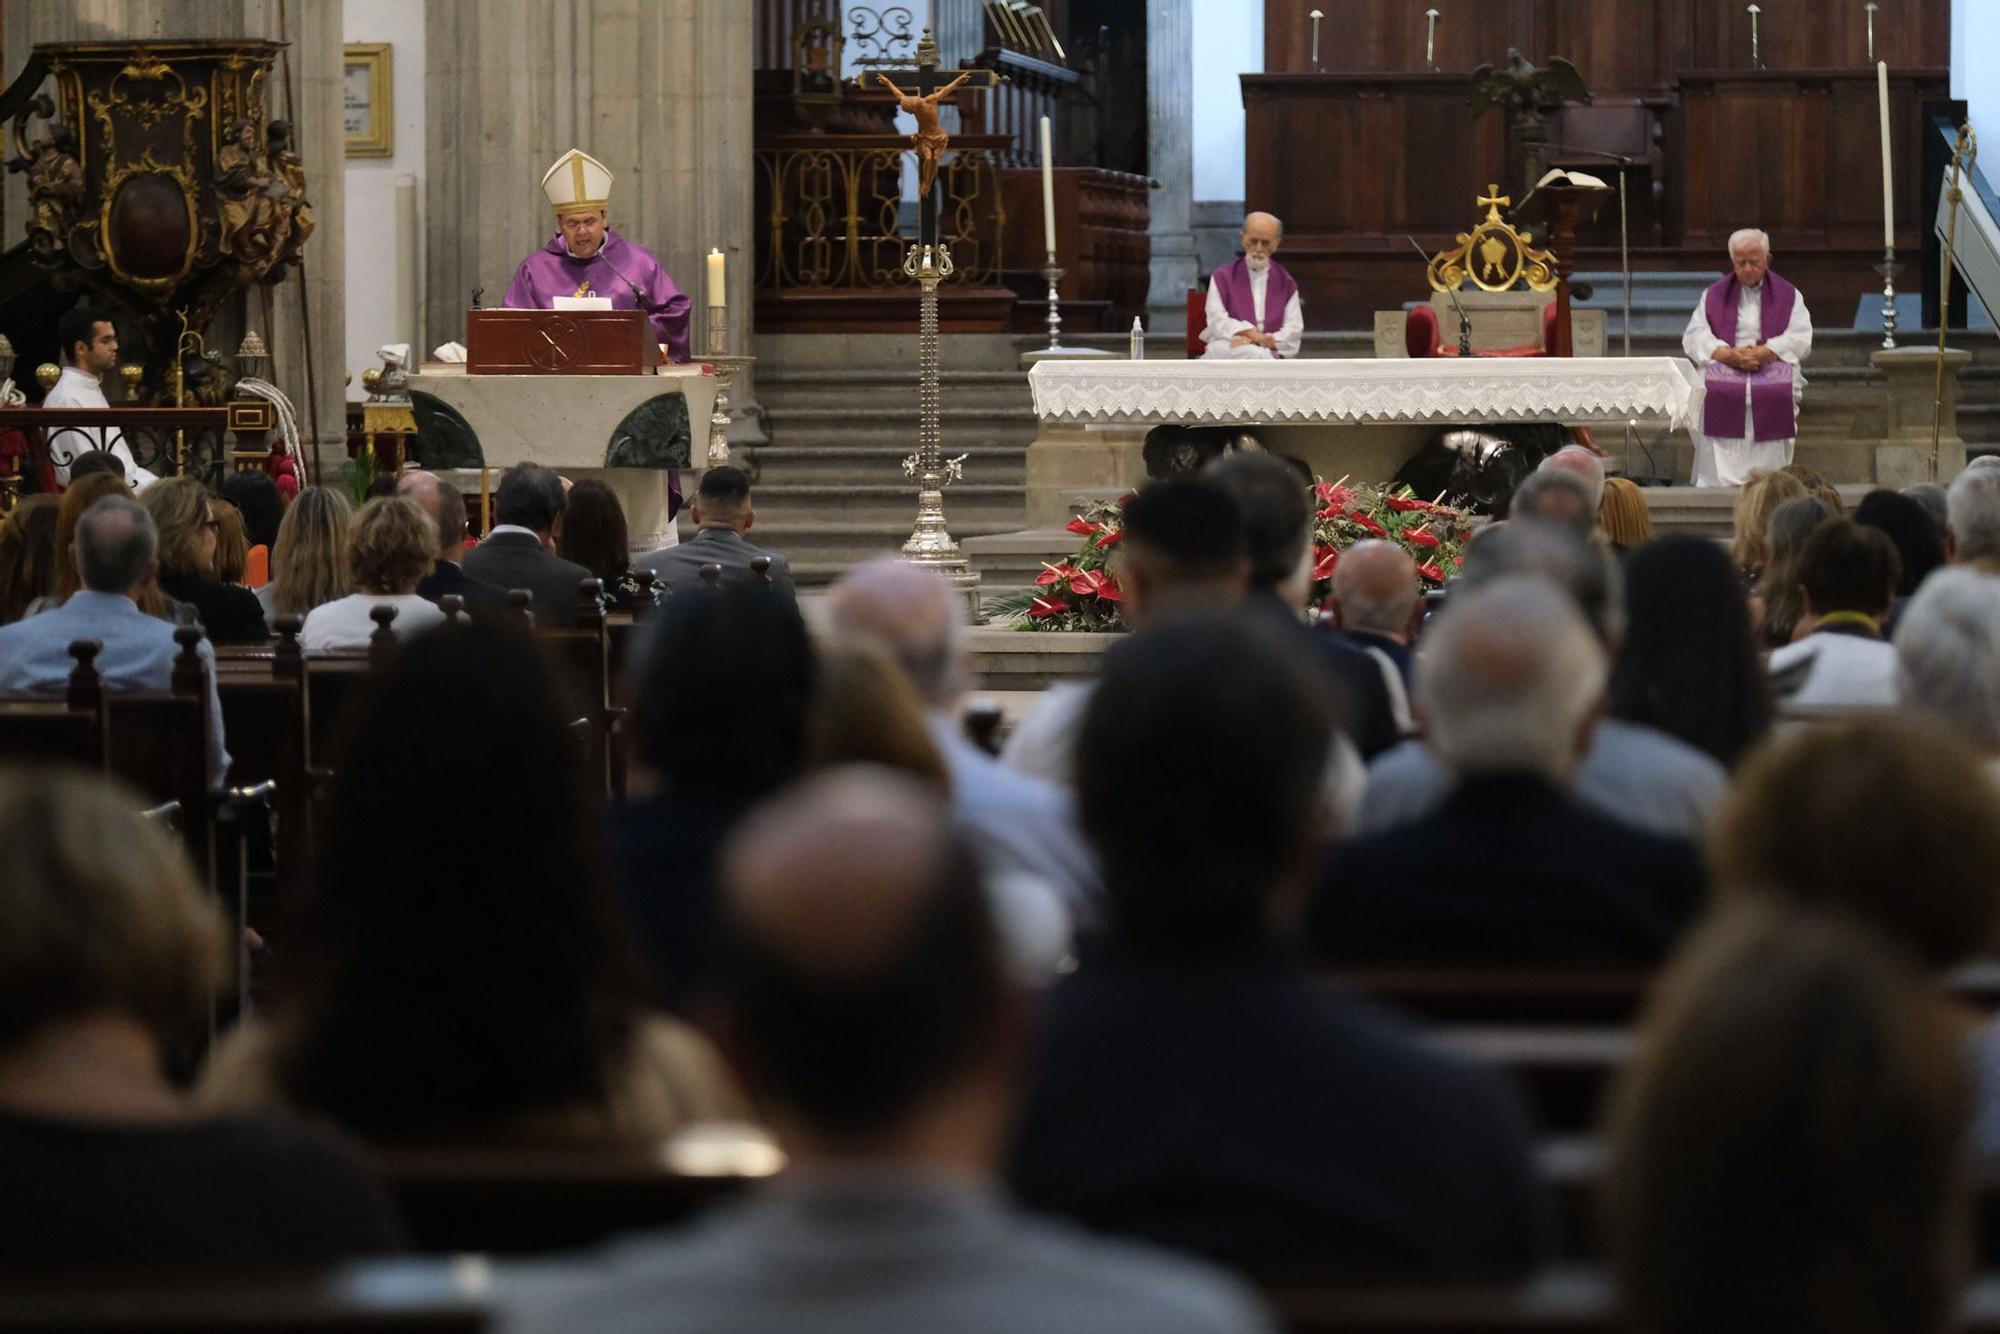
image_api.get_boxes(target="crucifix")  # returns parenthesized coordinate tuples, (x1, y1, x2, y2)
(862, 29, 1002, 609)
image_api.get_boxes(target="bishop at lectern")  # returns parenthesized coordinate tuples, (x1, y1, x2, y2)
(502, 148, 693, 365)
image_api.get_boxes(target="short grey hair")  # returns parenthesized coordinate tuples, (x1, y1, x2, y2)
(1461, 521, 1626, 644)
(1509, 470, 1600, 543)
(75, 495, 156, 594)
(1947, 467, 2000, 564)
(1331, 540, 1420, 635)
(1538, 445, 1607, 509)
(1728, 228, 1771, 258)
(1901, 483, 1949, 535)
(1418, 577, 1607, 780)
(1895, 567, 2000, 750)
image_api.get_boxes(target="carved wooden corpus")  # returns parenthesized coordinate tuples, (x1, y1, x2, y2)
(1, 40, 301, 402)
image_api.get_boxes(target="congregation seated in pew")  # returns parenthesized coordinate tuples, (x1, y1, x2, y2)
(0, 495, 228, 781)
(399, 470, 508, 618)
(298, 495, 447, 655)
(0, 769, 403, 1266)
(258, 485, 354, 627)
(463, 462, 593, 628)
(558, 479, 654, 613)
(0, 493, 58, 624)
(142, 475, 268, 645)
(198, 623, 747, 1142)
(634, 465, 795, 600)
(1766, 516, 1902, 714)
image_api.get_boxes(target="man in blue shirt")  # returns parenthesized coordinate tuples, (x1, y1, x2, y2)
(0, 495, 227, 781)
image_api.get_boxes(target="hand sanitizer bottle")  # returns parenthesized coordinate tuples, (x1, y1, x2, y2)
(1129, 316, 1145, 361)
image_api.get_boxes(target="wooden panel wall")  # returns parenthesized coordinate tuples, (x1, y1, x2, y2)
(1263, 0, 1947, 82)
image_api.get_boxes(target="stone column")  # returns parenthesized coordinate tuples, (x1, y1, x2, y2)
(424, 0, 759, 427)
(1145, 0, 1198, 340)
(3, 0, 347, 481)
(1872, 345, 1973, 485)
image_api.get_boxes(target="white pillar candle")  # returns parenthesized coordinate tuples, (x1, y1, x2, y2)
(1878, 61, 1895, 250)
(1040, 115, 1058, 258)
(707, 248, 726, 308)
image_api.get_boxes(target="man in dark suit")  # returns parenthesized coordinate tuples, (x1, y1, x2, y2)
(1326, 538, 1421, 734)
(1310, 578, 1704, 967)
(1009, 613, 1551, 1278)
(398, 471, 507, 618)
(635, 466, 794, 599)
(461, 462, 593, 627)
(1207, 451, 1402, 757)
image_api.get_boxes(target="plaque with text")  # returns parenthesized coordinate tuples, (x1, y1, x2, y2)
(465, 308, 652, 376)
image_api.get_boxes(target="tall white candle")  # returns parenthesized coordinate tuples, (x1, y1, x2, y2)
(707, 247, 726, 308)
(1878, 61, 1895, 250)
(1039, 115, 1057, 258)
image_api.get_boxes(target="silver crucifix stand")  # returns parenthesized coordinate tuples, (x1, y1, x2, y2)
(703, 305, 755, 466)
(900, 240, 982, 617)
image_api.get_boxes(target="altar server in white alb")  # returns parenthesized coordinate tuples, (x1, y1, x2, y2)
(43, 305, 156, 489)
(1682, 228, 1812, 487)
(1201, 211, 1304, 361)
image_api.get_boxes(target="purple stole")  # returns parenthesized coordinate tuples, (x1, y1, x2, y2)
(1701, 272, 1800, 444)
(1210, 258, 1298, 344)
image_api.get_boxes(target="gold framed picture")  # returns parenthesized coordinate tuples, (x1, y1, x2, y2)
(343, 43, 393, 158)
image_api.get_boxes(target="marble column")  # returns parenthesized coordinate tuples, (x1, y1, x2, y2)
(3, 0, 347, 481)
(1146, 0, 1198, 338)
(424, 0, 759, 437)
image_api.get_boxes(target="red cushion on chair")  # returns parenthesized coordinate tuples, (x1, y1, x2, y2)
(1186, 288, 1206, 360)
(1405, 305, 1441, 358)
(1542, 299, 1560, 351)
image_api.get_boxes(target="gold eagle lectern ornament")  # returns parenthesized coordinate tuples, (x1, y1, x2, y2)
(1425, 185, 1559, 295)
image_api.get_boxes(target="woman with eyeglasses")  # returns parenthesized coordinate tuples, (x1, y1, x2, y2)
(139, 476, 269, 643)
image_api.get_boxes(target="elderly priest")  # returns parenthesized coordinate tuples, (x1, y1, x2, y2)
(502, 148, 693, 366)
(1682, 228, 1812, 487)
(1200, 211, 1304, 361)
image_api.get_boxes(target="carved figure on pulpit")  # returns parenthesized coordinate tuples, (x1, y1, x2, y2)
(1470, 48, 1592, 191)
(1201, 212, 1304, 361)
(266, 119, 314, 265)
(23, 123, 83, 258)
(1682, 228, 1813, 487)
(213, 117, 286, 274)
(876, 70, 972, 200)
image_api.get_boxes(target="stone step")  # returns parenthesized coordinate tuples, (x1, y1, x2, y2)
(760, 420, 1038, 451)
(750, 482, 1026, 525)
(739, 444, 1029, 484)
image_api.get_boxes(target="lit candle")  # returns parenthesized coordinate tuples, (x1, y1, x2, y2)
(1039, 115, 1057, 259)
(1878, 61, 1895, 250)
(706, 247, 726, 308)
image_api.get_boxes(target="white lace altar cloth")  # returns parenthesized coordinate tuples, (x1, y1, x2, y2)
(1028, 357, 1702, 430)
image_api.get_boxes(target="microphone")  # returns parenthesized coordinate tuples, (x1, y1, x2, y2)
(1407, 234, 1473, 357)
(470, 287, 484, 309)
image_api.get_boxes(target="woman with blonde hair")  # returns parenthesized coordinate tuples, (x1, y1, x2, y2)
(141, 475, 267, 643)
(297, 495, 447, 654)
(1728, 466, 1808, 583)
(0, 768, 402, 1263)
(1597, 476, 1654, 553)
(259, 485, 353, 623)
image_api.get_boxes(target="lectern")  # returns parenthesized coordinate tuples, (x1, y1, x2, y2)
(1516, 183, 1612, 358)
(465, 309, 654, 376)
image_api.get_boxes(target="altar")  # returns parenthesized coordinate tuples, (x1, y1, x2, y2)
(1022, 357, 1701, 524)
(404, 363, 721, 552)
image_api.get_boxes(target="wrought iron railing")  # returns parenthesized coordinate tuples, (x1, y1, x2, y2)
(0, 406, 272, 506)
(756, 139, 1007, 290)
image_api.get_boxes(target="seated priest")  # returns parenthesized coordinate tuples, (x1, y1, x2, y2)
(1683, 228, 1812, 488)
(503, 148, 693, 365)
(1200, 211, 1303, 361)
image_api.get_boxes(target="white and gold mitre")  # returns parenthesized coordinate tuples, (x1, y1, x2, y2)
(541, 148, 612, 216)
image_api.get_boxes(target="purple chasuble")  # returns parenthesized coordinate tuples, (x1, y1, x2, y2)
(1211, 258, 1299, 342)
(501, 229, 694, 516)
(1699, 271, 1800, 444)
(502, 229, 693, 366)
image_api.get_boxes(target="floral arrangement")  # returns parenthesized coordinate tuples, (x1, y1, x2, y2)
(989, 481, 1475, 631)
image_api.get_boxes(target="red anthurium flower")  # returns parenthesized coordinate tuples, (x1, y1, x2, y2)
(1312, 545, 1338, 582)
(1094, 528, 1124, 548)
(1029, 595, 1071, 619)
(1406, 528, 1441, 548)
(1065, 516, 1102, 537)
(1095, 577, 1123, 602)
(1418, 563, 1446, 583)
(1069, 569, 1104, 597)
(1036, 562, 1082, 587)
(1355, 514, 1388, 538)
(1386, 495, 1427, 512)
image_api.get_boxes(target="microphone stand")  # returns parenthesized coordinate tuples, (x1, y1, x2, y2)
(1406, 234, 1473, 355)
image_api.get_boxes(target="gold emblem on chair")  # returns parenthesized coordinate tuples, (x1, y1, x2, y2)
(1426, 184, 1558, 295)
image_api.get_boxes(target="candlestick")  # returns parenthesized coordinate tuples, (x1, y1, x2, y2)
(1747, 5, 1762, 68)
(706, 248, 725, 308)
(1309, 9, 1324, 71)
(1425, 9, 1439, 70)
(1876, 248, 1901, 350)
(1039, 115, 1057, 259)
(1865, 2, 1877, 61)
(1878, 61, 1895, 251)
(1041, 253, 1064, 353)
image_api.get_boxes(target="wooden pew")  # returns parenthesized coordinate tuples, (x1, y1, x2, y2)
(536, 579, 618, 796)
(0, 1263, 488, 1331)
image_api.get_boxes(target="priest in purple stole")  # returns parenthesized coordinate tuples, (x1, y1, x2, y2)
(1681, 228, 1813, 487)
(1201, 211, 1305, 360)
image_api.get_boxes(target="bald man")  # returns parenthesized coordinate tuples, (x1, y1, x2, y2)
(1328, 539, 1421, 732)
(826, 559, 1099, 948)
(1201, 211, 1304, 361)
(505, 769, 1268, 1334)
(397, 470, 507, 616)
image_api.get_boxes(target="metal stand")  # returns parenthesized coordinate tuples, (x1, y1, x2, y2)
(900, 241, 982, 616)
(1876, 248, 1903, 351)
(703, 306, 755, 466)
(1041, 257, 1064, 351)
(1017, 251, 1115, 367)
